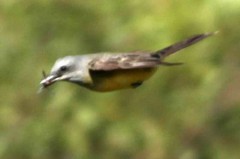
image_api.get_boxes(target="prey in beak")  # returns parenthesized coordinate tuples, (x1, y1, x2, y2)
(38, 70, 59, 93)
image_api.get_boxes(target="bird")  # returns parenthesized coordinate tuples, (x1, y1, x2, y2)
(39, 32, 216, 92)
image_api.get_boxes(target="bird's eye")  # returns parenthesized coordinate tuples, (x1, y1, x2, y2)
(60, 66, 68, 72)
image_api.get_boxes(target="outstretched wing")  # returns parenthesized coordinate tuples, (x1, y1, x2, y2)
(89, 52, 161, 71)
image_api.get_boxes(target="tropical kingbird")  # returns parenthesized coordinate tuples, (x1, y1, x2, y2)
(39, 32, 215, 92)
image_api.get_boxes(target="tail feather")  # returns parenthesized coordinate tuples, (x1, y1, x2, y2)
(153, 32, 217, 58)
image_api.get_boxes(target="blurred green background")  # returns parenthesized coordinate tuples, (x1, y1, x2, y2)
(1, 0, 240, 159)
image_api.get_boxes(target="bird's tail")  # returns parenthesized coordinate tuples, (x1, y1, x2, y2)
(152, 32, 217, 59)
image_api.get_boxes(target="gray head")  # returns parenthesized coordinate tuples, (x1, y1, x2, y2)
(39, 56, 84, 90)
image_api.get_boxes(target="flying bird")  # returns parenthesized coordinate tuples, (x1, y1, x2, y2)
(39, 32, 216, 92)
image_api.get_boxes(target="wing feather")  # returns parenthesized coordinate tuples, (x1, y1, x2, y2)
(89, 52, 160, 71)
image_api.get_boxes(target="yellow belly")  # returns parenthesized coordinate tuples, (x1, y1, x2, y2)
(87, 68, 157, 92)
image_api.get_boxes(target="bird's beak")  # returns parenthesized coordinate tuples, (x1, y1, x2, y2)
(39, 74, 59, 93)
(40, 74, 58, 87)
(38, 73, 70, 93)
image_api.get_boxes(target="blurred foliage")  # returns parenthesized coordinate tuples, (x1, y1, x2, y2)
(0, 0, 240, 159)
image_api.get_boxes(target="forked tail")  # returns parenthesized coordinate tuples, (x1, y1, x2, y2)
(153, 32, 217, 59)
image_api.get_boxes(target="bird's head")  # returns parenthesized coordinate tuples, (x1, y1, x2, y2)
(39, 56, 83, 91)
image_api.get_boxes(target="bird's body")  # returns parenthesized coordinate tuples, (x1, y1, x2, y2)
(46, 52, 160, 92)
(40, 32, 216, 92)
(87, 67, 157, 91)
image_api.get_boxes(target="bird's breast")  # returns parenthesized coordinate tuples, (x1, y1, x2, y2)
(85, 67, 157, 92)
